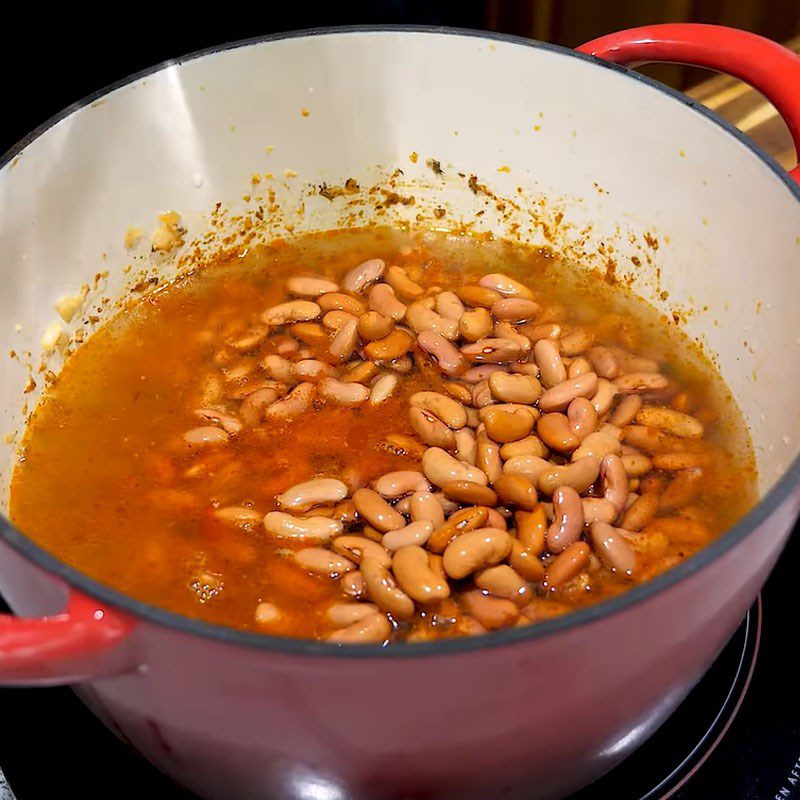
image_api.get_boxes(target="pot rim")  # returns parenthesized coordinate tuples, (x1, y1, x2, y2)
(1, 24, 798, 659)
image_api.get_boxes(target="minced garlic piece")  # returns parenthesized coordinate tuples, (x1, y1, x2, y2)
(151, 211, 185, 252)
(124, 226, 144, 249)
(41, 321, 66, 353)
(54, 285, 89, 322)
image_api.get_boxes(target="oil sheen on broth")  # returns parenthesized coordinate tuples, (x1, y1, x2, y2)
(9, 227, 757, 643)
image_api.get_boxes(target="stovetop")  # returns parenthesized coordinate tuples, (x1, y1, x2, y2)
(0, 522, 798, 799)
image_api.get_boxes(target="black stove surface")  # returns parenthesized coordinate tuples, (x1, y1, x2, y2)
(0, 522, 798, 799)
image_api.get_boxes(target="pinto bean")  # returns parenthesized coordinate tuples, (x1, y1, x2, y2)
(368, 373, 398, 405)
(427, 505, 490, 553)
(293, 547, 356, 577)
(500, 435, 549, 460)
(361, 556, 415, 620)
(193, 408, 242, 434)
(263, 512, 343, 541)
(471, 380, 494, 408)
(457, 285, 502, 308)
(261, 354, 296, 383)
(476, 425, 503, 483)
(491, 298, 540, 322)
(214, 506, 263, 526)
(516, 507, 547, 555)
(559, 327, 595, 356)
(509, 540, 546, 582)
(537, 457, 600, 495)
(372, 470, 429, 498)
(480, 404, 535, 443)
(183, 426, 229, 446)
(322, 310, 354, 334)
(326, 602, 380, 627)
(265, 381, 315, 419)
(587, 346, 620, 379)
(635, 406, 704, 438)
(538, 413, 580, 452)
(443, 528, 512, 579)
(566, 397, 598, 442)
(546, 486, 584, 552)
(600, 453, 628, 512)
(254, 602, 282, 626)
(454, 428, 477, 465)
(538, 373, 598, 412)
(493, 474, 538, 510)
(461, 337, 524, 364)
(286, 275, 339, 297)
(534, 338, 566, 388)
(386, 265, 424, 300)
(328, 611, 391, 644)
(409, 491, 445, 527)
(545, 542, 591, 589)
(442, 480, 498, 506)
(475, 564, 532, 605)
(353, 488, 405, 532)
(591, 378, 619, 416)
(319, 378, 369, 406)
(615, 372, 669, 393)
(479, 273, 534, 299)
(290, 322, 327, 346)
(331, 536, 392, 568)
(457, 307, 493, 342)
(410, 407, 456, 450)
(341, 361, 378, 385)
(463, 364, 505, 384)
(342, 258, 386, 293)
(568, 357, 592, 378)
(590, 521, 637, 574)
(572, 430, 622, 461)
(581, 498, 618, 524)
(609, 394, 642, 427)
(621, 453, 653, 477)
(444, 382, 472, 404)
(291, 360, 334, 382)
(417, 331, 466, 376)
(651, 452, 707, 470)
(358, 311, 394, 342)
(384, 434, 428, 460)
(522, 323, 562, 342)
(406, 301, 459, 340)
(409, 391, 467, 429)
(487, 371, 541, 404)
(364, 329, 413, 361)
(435, 291, 465, 320)
(262, 300, 321, 325)
(503, 454, 552, 483)
(277, 478, 348, 511)
(621, 424, 672, 453)
(228, 326, 270, 352)
(392, 546, 451, 603)
(382, 520, 435, 551)
(369, 283, 407, 321)
(659, 468, 704, 512)
(340, 570, 365, 598)
(620, 492, 659, 531)
(460, 590, 519, 629)
(318, 292, 366, 316)
(422, 447, 488, 488)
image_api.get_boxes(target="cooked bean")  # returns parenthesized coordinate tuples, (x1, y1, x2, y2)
(636, 406, 704, 438)
(286, 276, 338, 297)
(214, 506, 263, 526)
(442, 480, 498, 506)
(294, 547, 356, 577)
(559, 327, 595, 356)
(319, 378, 369, 406)
(463, 364, 505, 384)
(465, 407, 480, 428)
(372, 471, 429, 499)
(487, 371, 541, 404)
(387, 354, 414, 374)
(490, 299, 538, 324)
(364, 329, 413, 361)
(572, 430, 622, 461)
(318, 292, 366, 316)
(568, 357, 592, 378)
(183, 426, 229, 446)
(290, 322, 327, 346)
(341, 361, 377, 385)
(357, 311, 394, 342)
(481, 405, 535, 443)
(615, 372, 669, 393)
(193, 408, 242, 434)
(475, 564, 532, 605)
(326, 602, 380, 627)
(509, 540, 546, 581)
(479, 273, 534, 299)
(409, 491, 445, 527)
(340, 570, 365, 598)
(614, 349, 660, 374)
(460, 590, 519, 629)
(410, 407, 456, 450)
(644, 516, 710, 546)
(471, 379, 493, 409)
(331, 536, 392, 568)
(443, 528, 512, 579)
(600, 453, 628, 512)
(659, 468, 703, 512)
(392, 546, 451, 603)
(621, 453, 653, 477)
(409, 391, 467, 429)
(361, 556, 415, 620)
(591, 378, 619, 416)
(328, 611, 392, 643)
(384, 434, 428, 460)
(586, 346, 620, 379)
(469, 425, 498, 482)
(516, 507, 547, 555)
(457, 285, 502, 308)
(228, 326, 270, 352)
(353, 488, 405, 532)
(366, 373, 396, 405)
(581, 498, 618, 524)
(620, 492, 659, 531)
(342, 258, 386, 293)
(609, 394, 642, 427)
(436, 291, 465, 320)
(455, 308, 492, 343)
(262, 300, 321, 325)
(454, 428, 477, 465)
(566, 397, 598, 442)
(265, 381, 315, 419)
(406, 301, 459, 340)
(537, 457, 600, 495)
(503, 454, 551, 483)
(538, 413, 580, 452)
(368, 283, 407, 321)
(545, 541, 591, 589)
(523, 323, 562, 342)
(382, 520, 434, 551)
(427, 506, 490, 553)
(461, 337, 525, 364)
(500, 435, 548, 460)
(651, 452, 707, 470)
(277, 478, 348, 511)
(546, 486, 584, 552)
(260, 354, 295, 382)
(444, 382, 472, 404)
(539, 373, 598, 412)
(386, 265, 424, 300)
(417, 331, 466, 376)
(254, 602, 282, 626)
(422, 447, 488, 488)
(263, 512, 342, 541)
(590, 522, 637, 574)
(332, 499, 359, 525)
(493, 474, 538, 510)
(534, 338, 566, 388)
(621, 424, 671, 453)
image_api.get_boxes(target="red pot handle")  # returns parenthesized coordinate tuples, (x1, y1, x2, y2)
(577, 23, 800, 182)
(0, 590, 136, 685)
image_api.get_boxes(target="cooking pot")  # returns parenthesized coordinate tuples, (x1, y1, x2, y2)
(1, 23, 799, 800)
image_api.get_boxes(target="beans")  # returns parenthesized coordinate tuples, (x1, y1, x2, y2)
(427, 506, 489, 553)
(475, 565, 531, 605)
(488, 371, 541, 404)
(444, 382, 472, 403)
(332, 499, 359, 525)
(651, 452, 707, 470)
(581, 498, 618, 524)
(331, 536, 392, 568)
(214, 506, 263, 526)
(277, 478, 348, 511)
(546, 486, 584, 552)
(600, 453, 629, 512)
(319, 378, 369, 406)
(340, 570, 365, 598)
(353, 489, 405, 532)
(534, 339, 566, 388)
(485, 507, 508, 530)
(587, 346, 620, 379)
(410, 407, 456, 449)
(479, 273, 534, 299)
(590, 522, 637, 574)
(263, 512, 343, 541)
(386, 265, 424, 300)
(442, 480, 498, 506)
(369, 373, 398, 404)
(620, 492, 659, 531)
(436, 291, 465, 320)
(368, 283, 407, 321)
(342, 361, 377, 385)
(503, 454, 551, 483)
(460, 590, 520, 629)
(358, 311, 394, 342)
(566, 397, 598, 442)
(254, 602, 282, 626)
(382, 520, 434, 551)
(417, 331, 466, 376)
(391, 546, 451, 603)
(409, 391, 467, 429)
(228, 326, 269, 352)
(591, 378, 619, 416)
(262, 300, 321, 325)
(516, 507, 547, 554)
(292, 360, 334, 382)
(364, 329, 413, 361)
(422, 447, 488, 488)
(326, 602, 380, 627)
(509, 540, 546, 581)
(493, 474, 538, 510)
(559, 327, 595, 356)
(183, 426, 229, 446)
(461, 337, 524, 364)
(409, 491, 445, 527)
(342, 258, 386, 293)
(615, 372, 669, 393)
(457, 308, 493, 342)
(481, 405, 535, 443)
(454, 428, 477, 464)
(384, 434, 427, 460)
(443, 528, 512, 579)
(659, 468, 703, 512)
(609, 394, 642, 427)
(538, 413, 580, 452)
(286, 275, 339, 297)
(472, 380, 493, 408)
(523, 323, 562, 342)
(294, 547, 356, 577)
(500, 435, 548, 460)
(621, 453, 653, 477)
(457, 285, 502, 308)
(568, 357, 592, 378)
(290, 322, 327, 346)
(463, 364, 504, 384)
(318, 292, 366, 316)
(328, 611, 392, 644)
(372, 470, 429, 498)
(406, 301, 459, 340)
(635, 406, 704, 438)
(572, 430, 622, 461)
(361, 556, 415, 620)
(545, 542, 590, 589)
(537, 457, 600, 495)
(265, 382, 314, 419)
(539, 372, 598, 412)
(621, 425, 671, 453)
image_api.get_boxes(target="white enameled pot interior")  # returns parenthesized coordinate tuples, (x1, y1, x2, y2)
(1, 29, 799, 506)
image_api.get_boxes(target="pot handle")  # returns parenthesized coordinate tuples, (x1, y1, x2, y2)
(0, 590, 136, 685)
(577, 23, 800, 182)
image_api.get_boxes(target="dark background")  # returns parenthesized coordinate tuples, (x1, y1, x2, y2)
(3, 0, 800, 156)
